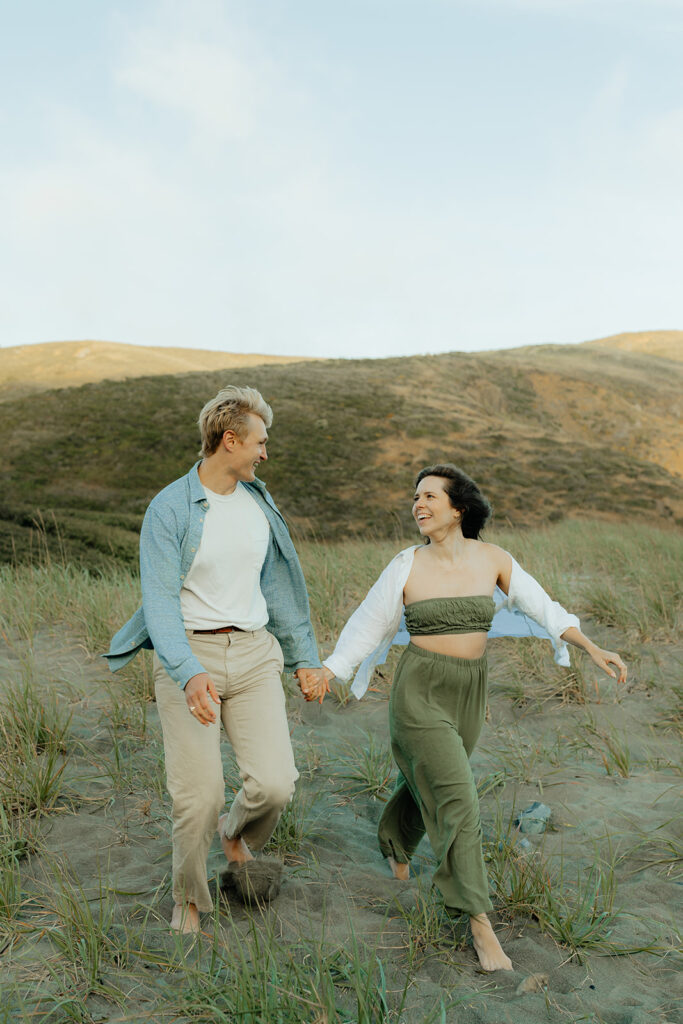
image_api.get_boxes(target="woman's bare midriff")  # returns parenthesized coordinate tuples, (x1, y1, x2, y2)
(410, 632, 488, 659)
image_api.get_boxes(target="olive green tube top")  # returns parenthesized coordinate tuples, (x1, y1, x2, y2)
(404, 596, 495, 636)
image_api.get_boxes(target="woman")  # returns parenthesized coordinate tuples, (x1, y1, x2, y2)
(316, 464, 626, 972)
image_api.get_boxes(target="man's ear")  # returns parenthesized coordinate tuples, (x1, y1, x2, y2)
(222, 429, 238, 451)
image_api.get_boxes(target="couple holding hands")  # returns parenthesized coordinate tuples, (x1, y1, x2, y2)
(106, 385, 626, 972)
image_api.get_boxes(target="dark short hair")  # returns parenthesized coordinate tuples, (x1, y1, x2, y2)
(414, 464, 492, 539)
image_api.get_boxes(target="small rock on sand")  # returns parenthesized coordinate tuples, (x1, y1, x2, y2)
(514, 802, 552, 834)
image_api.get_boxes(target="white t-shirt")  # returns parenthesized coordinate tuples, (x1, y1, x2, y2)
(180, 483, 270, 630)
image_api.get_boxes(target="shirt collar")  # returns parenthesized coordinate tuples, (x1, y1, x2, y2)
(188, 461, 207, 504)
(189, 460, 269, 503)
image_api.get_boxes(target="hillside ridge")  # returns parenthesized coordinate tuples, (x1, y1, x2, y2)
(1, 341, 680, 565)
(0, 339, 312, 398)
(0, 330, 680, 401)
(583, 329, 682, 362)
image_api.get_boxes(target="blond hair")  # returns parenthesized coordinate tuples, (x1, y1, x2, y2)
(198, 386, 273, 457)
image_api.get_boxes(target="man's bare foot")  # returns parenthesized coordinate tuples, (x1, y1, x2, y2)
(387, 856, 410, 881)
(170, 901, 200, 934)
(218, 814, 254, 864)
(470, 913, 513, 971)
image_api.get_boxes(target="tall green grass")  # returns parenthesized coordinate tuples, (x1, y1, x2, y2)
(0, 678, 71, 817)
(1, 522, 680, 653)
(335, 731, 394, 801)
(485, 832, 622, 962)
(0, 560, 140, 656)
(168, 917, 398, 1024)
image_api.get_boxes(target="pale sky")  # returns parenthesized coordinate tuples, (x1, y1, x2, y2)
(2, 0, 682, 358)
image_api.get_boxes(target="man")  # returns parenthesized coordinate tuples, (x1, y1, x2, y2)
(106, 385, 326, 933)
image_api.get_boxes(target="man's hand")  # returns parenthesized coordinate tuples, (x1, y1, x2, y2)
(295, 667, 331, 704)
(184, 672, 220, 726)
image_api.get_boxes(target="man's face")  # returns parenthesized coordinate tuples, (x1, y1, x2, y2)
(229, 414, 268, 481)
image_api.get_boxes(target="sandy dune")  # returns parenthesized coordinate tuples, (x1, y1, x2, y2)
(583, 330, 682, 362)
(0, 339, 311, 397)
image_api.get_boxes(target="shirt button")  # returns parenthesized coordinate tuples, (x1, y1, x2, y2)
(180, 574, 185, 579)
(191, 547, 196, 552)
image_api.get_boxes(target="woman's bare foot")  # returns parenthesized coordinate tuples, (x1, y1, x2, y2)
(470, 913, 513, 971)
(218, 814, 254, 864)
(170, 901, 200, 934)
(387, 856, 410, 881)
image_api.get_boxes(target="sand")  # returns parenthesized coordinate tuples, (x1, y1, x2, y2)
(0, 623, 680, 1023)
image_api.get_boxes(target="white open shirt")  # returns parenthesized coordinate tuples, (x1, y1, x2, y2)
(323, 545, 580, 699)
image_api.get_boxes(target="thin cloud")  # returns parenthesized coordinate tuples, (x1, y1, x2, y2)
(462, 0, 683, 11)
(118, 37, 260, 140)
(0, 0, 680, 355)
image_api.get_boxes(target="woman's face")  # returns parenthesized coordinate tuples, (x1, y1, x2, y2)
(412, 475, 461, 538)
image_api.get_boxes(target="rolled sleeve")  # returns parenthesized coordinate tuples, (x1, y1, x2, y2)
(507, 557, 580, 666)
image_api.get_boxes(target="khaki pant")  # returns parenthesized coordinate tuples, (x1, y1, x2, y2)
(153, 627, 298, 912)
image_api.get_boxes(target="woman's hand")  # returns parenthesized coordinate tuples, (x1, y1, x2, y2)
(586, 645, 627, 684)
(560, 627, 627, 685)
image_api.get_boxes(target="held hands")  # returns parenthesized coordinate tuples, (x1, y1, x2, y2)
(186, 667, 334, 718)
(295, 666, 334, 704)
(184, 672, 220, 726)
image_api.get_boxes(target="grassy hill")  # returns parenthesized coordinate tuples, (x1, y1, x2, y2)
(2, 331, 678, 402)
(1, 342, 681, 566)
(0, 340, 311, 400)
(583, 329, 682, 362)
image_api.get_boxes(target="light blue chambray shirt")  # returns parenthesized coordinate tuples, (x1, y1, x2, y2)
(105, 462, 321, 686)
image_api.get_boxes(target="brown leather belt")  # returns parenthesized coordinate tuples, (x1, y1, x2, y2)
(192, 625, 244, 635)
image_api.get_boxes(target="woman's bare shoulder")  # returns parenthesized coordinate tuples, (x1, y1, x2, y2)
(477, 541, 513, 568)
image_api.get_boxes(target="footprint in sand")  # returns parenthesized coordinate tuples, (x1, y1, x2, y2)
(220, 856, 284, 905)
(515, 973, 549, 995)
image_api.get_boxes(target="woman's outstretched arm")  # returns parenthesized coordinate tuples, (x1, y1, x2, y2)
(493, 545, 627, 684)
(557, 626, 627, 683)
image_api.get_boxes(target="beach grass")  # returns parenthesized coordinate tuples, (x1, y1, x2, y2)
(265, 788, 325, 863)
(0, 678, 72, 819)
(335, 731, 395, 801)
(583, 720, 633, 778)
(0, 522, 681, 1021)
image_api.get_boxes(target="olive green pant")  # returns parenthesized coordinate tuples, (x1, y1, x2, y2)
(377, 643, 493, 916)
